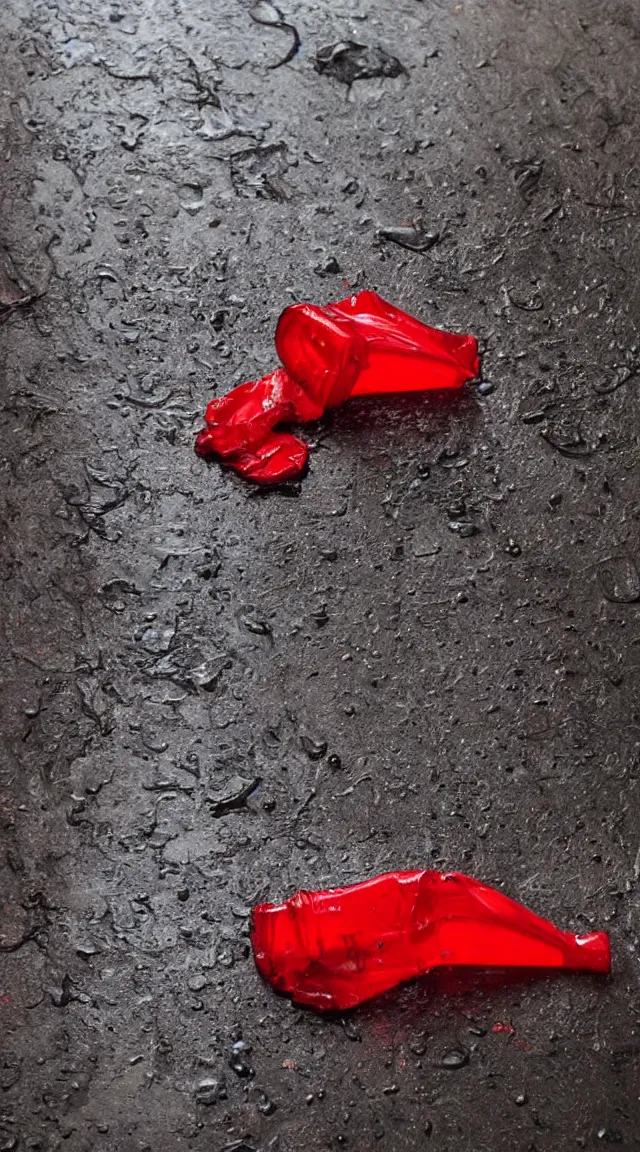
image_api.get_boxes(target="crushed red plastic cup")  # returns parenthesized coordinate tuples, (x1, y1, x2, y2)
(195, 291, 480, 484)
(251, 870, 610, 1011)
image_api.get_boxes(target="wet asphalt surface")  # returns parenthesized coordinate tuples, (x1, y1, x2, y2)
(2, 0, 640, 1149)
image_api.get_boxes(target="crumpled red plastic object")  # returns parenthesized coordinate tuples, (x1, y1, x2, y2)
(251, 870, 610, 1010)
(195, 291, 480, 484)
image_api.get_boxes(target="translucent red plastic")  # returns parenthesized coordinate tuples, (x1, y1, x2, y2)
(195, 291, 480, 484)
(251, 870, 610, 1011)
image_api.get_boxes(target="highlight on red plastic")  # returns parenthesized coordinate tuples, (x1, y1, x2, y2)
(251, 870, 610, 1011)
(195, 292, 480, 484)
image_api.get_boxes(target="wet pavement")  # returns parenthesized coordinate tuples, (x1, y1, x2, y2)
(1, 0, 640, 1148)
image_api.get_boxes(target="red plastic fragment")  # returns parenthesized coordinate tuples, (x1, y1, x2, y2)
(195, 291, 480, 484)
(251, 870, 610, 1011)
(195, 368, 314, 484)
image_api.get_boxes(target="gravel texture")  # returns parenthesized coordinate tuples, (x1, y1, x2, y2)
(1, 0, 640, 1148)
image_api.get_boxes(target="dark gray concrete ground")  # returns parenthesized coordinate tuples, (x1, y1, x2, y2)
(1, 0, 640, 1148)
